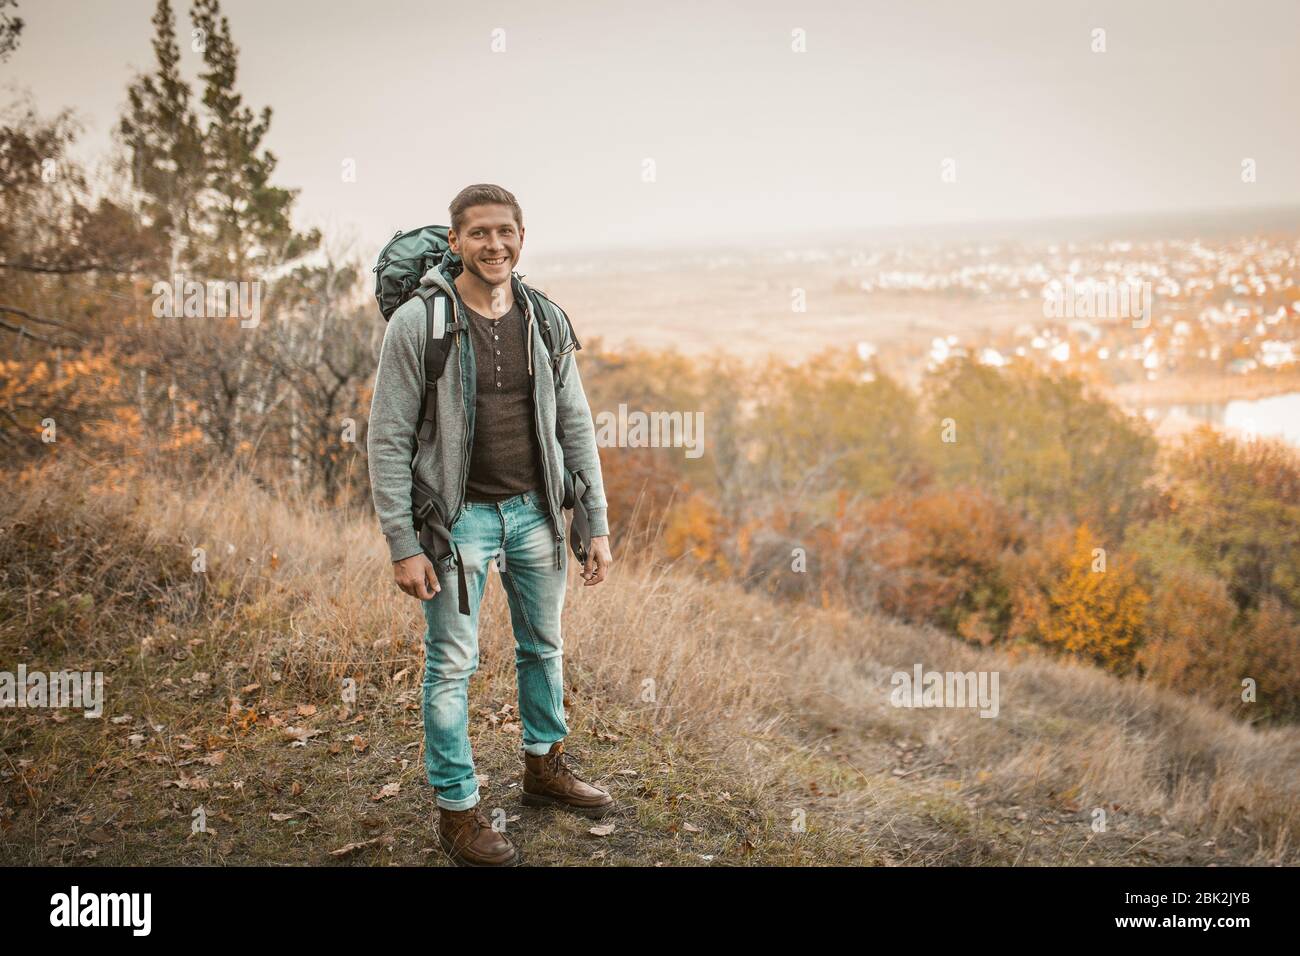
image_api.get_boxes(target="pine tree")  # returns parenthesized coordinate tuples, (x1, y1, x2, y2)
(189, 0, 319, 278)
(119, 0, 204, 277)
(0, 0, 22, 64)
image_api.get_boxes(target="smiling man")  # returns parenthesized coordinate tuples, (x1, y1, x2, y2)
(367, 184, 615, 866)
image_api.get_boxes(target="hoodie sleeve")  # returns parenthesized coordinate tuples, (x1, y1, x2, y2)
(366, 301, 426, 563)
(553, 339, 610, 539)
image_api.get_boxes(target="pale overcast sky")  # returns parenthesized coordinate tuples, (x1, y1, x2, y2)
(6, 0, 1299, 259)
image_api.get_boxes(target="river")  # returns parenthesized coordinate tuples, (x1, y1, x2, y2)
(1143, 391, 1300, 447)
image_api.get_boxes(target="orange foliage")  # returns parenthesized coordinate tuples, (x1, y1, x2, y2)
(1014, 523, 1149, 673)
(865, 486, 1025, 642)
(1138, 571, 1300, 721)
(661, 491, 734, 577)
(594, 439, 685, 547)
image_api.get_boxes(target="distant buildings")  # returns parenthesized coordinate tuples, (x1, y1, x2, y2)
(842, 233, 1299, 385)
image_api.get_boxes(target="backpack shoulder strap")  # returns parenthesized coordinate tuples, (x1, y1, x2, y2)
(525, 287, 557, 357)
(414, 285, 465, 443)
(527, 285, 582, 352)
(408, 286, 472, 616)
(522, 284, 584, 447)
(524, 285, 581, 391)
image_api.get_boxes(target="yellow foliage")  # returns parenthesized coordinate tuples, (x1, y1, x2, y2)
(1036, 523, 1149, 673)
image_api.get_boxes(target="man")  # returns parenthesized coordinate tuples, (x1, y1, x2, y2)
(367, 184, 615, 866)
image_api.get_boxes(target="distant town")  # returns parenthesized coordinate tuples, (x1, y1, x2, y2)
(534, 213, 1300, 447)
(845, 233, 1299, 388)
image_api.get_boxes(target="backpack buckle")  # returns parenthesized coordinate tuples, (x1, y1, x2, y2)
(412, 496, 435, 525)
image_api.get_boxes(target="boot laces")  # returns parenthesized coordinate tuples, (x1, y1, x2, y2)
(548, 748, 586, 782)
(445, 806, 492, 834)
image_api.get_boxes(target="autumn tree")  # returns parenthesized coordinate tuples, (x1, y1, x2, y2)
(580, 342, 749, 549)
(1137, 570, 1300, 723)
(924, 356, 1159, 541)
(0, 102, 159, 281)
(1017, 522, 1149, 673)
(259, 253, 375, 497)
(1141, 427, 1300, 614)
(865, 485, 1026, 641)
(0, 97, 156, 454)
(756, 347, 929, 501)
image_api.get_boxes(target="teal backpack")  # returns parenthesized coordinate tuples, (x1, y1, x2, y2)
(371, 226, 592, 607)
(373, 224, 457, 322)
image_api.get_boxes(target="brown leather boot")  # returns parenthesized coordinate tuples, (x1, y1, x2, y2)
(436, 804, 520, 866)
(521, 741, 615, 818)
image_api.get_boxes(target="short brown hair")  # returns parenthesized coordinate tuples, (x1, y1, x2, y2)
(449, 184, 523, 235)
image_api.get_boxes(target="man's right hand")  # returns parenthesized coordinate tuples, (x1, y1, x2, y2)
(394, 552, 440, 600)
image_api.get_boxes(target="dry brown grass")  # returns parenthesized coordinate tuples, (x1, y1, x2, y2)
(1, 458, 1296, 866)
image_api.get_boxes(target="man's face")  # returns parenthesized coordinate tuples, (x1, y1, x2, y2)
(449, 204, 523, 285)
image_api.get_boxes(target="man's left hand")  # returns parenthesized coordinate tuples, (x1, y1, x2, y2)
(580, 535, 612, 586)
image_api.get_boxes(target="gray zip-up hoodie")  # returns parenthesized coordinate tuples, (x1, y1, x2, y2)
(366, 263, 609, 568)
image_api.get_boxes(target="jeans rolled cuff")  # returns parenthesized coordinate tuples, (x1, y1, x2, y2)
(522, 739, 563, 756)
(435, 789, 480, 811)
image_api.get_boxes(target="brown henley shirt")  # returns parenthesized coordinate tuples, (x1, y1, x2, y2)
(461, 296, 544, 503)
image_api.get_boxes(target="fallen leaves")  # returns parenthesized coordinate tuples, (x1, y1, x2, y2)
(284, 726, 322, 747)
(330, 835, 394, 857)
(371, 782, 400, 802)
(481, 702, 520, 734)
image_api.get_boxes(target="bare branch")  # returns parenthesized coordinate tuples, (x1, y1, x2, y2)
(0, 303, 84, 333)
(0, 259, 135, 276)
(0, 304, 86, 343)
(0, 314, 59, 343)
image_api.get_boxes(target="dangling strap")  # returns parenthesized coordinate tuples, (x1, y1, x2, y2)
(419, 519, 470, 616)
(568, 469, 592, 566)
(412, 473, 470, 616)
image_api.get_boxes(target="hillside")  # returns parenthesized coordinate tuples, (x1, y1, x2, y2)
(1, 462, 1296, 866)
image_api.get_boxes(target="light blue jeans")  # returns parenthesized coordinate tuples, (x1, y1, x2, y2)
(421, 487, 569, 810)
